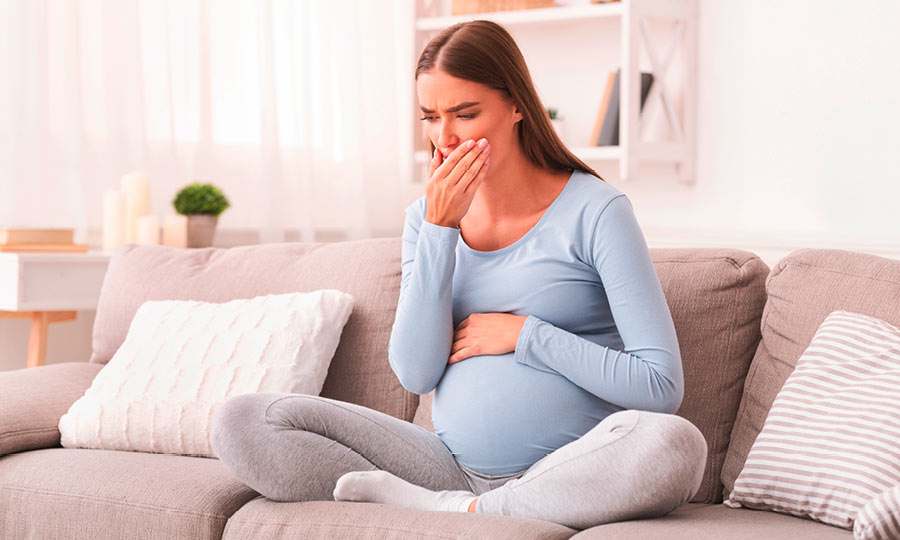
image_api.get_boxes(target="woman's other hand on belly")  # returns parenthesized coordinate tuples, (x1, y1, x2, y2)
(449, 313, 528, 365)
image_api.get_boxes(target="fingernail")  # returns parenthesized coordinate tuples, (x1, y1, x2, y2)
(433, 148, 438, 159)
(466, 140, 475, 149)
(477, 138, 487, 148)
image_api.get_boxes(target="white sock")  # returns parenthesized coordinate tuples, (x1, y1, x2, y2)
(333, 470, 476, 513)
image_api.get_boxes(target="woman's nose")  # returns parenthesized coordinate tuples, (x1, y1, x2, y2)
(437, 121, 458, 149)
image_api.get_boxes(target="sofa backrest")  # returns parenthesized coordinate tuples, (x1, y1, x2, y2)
(414, 247, 770, 504)
(721, 248, 900, 500)
(651, 248, 769, 503)
(91, 240, 777, 504)
(89, 239, 415, 422)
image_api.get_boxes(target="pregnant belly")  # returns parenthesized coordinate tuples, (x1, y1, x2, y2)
(432, 352, 620, 475)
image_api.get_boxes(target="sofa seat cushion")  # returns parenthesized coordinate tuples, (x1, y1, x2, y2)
(0, 448, 258, 540)
(222, 499, 576, 540)
(570, 503, 852, 540)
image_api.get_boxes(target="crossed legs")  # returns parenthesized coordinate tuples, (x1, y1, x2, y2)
(209, 393, 471, 501)
(211, 394, 707, 529)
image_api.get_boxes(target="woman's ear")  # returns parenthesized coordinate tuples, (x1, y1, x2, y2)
(511, 106, 523, 125)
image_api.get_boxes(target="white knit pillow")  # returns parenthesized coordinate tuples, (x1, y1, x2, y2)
(59, 290, 354, 458)
(725, 310, 900, 529)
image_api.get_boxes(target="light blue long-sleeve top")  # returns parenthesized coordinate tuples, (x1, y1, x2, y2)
(388, 169, 683, 475)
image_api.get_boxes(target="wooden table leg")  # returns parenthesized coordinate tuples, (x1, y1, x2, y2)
(0, 310, 78, 368)
(27, 312, 50, 368)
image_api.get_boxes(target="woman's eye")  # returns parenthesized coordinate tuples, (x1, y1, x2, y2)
(419, 114, 477, 122)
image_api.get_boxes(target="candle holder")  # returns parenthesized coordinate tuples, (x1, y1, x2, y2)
(162, 215, 188, 248)
(121, 171, 151, 244)
(136, 215, 161, 245)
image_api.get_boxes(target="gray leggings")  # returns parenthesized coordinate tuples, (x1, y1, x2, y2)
(209, 393, 707, 530)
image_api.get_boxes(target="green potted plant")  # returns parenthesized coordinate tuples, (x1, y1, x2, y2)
(172, 182, 230, 248)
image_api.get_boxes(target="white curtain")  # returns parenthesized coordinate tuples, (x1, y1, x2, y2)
(0, 0, 414, 244)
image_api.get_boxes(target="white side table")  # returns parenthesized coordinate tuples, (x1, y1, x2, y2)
(0, 251, 111, 368)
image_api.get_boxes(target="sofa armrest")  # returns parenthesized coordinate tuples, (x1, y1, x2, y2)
(0, 362, 103, 455)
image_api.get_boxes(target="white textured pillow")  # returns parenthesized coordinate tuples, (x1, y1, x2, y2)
(59, 290, 354, 458)
(725, 310, 900, 529)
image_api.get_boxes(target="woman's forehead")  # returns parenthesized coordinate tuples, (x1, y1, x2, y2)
(417, 74, 495, 107)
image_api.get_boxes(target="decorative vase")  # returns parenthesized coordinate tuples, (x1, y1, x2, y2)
(186, 215, 218, 248)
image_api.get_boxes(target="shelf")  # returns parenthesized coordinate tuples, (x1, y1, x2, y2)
(409, 0, 698, 183)
(416, 3, 624, 31)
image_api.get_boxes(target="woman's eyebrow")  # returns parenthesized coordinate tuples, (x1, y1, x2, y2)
(420, 101, 480, 114)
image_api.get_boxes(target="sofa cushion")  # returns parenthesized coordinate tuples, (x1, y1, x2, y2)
(726, 310, 900, 528)
(722, 249, 900, 500)
(569, 503, 851, 540)
(222, 499, 576, 540)
(0, 448, 258, 539)
(650, 248, 769, 503)
(0, 362, 104, 456)
(89, 239, 416, 422)
(854, 485, 900, 540)
(61, 291, 353, 458)
(413, 248, 768, 505)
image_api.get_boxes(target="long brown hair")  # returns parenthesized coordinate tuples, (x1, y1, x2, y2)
(416, 20, 604, 182)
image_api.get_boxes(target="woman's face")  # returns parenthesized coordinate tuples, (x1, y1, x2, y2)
(416, 69, 522, 166)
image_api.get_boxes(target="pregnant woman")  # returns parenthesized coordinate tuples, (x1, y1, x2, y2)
(211, 20, 707, 529)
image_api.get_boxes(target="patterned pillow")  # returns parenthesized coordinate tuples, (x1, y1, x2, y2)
(725, 310, 900, 529)
(59, 290, 353, 458)
(855, 485, 900, 540)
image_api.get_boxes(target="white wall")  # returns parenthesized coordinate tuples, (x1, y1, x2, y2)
(502, 0, 900, 266)
(627, 0, 900, 264)
(2, 0, 898, 371)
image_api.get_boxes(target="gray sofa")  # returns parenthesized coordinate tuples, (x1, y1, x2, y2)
(3, 237, 896, 539)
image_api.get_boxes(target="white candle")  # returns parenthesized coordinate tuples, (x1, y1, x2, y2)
(162, 214, 188, 248)
(136, 215, 160, 245)
(122, 171, 151, 243)
(102, 190, 125, 253)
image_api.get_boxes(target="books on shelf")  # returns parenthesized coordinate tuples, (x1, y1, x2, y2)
(592, 68, 654, 146)
(0, 228, 74, 245)
(0, 228, 87, 253)
(590, 71, 617, 148)
(0, 243, 88, 253)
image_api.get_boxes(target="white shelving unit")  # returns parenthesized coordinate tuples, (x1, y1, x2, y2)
(406, 0, 698, 184)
